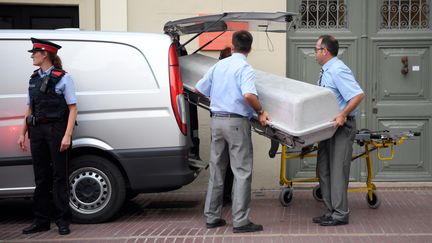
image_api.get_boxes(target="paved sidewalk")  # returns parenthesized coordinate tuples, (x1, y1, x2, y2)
(1, 186, 432, 243)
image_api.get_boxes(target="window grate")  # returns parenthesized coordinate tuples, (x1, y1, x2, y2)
(381, 0, 431, 29)
(298, 0, 347, 29)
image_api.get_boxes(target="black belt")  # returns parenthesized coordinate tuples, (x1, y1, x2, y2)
(212, 112, 245, 118)
(347, 116, 355, 121)
(36, 118, 64, 125)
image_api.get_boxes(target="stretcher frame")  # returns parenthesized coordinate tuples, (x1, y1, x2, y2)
(278, 130, 420, 209)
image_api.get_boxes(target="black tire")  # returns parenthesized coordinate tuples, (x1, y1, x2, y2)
(279, 187, 293, 207)
(312, 185, 324, 202)
(366, 191, 381, 209)
(69, 155, 126, 223)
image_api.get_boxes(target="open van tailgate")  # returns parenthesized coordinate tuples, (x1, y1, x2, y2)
(164, 12, 298, 36)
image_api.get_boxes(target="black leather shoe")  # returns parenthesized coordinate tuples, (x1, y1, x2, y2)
(58, 224, 70, 235)
(233, 222, 263, 233)
(320, 218, 348, 226)
(22, 223, 50, 234)
(206, 219, 226, 229)
(312, 215, 331, 224)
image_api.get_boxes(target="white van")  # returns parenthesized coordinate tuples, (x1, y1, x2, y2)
(0, 12, 298, 223)
(0, 30, 199, 223)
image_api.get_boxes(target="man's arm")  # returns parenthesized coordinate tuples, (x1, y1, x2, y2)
(194, 65, 216, 97)
(244, 93, 270, 126)
(333, 92, 365, 127)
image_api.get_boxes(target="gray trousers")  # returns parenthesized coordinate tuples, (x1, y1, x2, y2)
(204, 116, 253, 227)
(317, 119, 356, 222)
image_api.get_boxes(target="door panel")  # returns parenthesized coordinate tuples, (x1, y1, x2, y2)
(372, 43, 432, 180)
(377, 47, 429, 101)
(373, 119, 431, 180)
(369, 0, 432, 181)
(297, 48, 321, 85)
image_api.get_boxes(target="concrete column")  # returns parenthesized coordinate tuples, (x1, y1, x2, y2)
(99, 0, 127, 31)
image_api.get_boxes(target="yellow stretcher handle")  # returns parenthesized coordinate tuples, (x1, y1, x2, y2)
(376, 144, 394, 160)
(372, 136, 408, 161)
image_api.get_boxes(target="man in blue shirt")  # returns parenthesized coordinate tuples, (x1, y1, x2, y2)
(313, 35, 365, 226)
(196, 30, 269, 233)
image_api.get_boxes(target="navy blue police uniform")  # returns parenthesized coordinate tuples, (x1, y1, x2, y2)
(23, 38, 75, 235)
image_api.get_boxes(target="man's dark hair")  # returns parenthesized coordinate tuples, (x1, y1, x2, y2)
(232, 30, 253, 53)
(319, 35, 339, 57)
(219, 46, 232, 60)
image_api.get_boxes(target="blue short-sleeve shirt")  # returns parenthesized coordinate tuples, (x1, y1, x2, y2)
(195, 53, 257, 118)
(26, 66, 77, 105)
(319, 57, 363, 116)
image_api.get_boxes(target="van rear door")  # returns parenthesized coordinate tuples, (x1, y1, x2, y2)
(165, 12, 298, 166)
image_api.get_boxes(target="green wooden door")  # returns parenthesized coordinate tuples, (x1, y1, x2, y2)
(286, 0, 432, 181)
(368, 0, 432, 181)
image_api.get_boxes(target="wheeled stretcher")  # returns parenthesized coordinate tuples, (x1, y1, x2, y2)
(277, 130, 420, 209)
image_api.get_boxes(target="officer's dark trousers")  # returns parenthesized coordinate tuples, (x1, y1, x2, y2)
(29, 121, 70, 225)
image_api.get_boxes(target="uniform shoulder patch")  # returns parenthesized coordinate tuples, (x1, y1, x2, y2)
(51, 70, 66, 77)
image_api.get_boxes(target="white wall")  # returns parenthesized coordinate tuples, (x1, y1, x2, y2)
(99, 0, 127, 31)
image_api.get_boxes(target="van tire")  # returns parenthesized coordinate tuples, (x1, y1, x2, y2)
(69, 155, 126, 223)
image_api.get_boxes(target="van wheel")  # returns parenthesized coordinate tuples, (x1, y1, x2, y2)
(69, 155, 126, 223)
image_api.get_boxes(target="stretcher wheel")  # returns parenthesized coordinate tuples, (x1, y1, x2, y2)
(366, 191, 381, 209)
(312, 185, 323, 202)
(279, 187, 293, 207)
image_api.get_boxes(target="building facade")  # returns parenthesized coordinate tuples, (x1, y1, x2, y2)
(1, 0, 431, 190)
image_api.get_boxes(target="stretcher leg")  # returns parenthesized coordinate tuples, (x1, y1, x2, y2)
(365, 144, 381, 209)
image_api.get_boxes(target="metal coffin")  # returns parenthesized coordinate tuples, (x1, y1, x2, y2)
(180, 53, 339, 147)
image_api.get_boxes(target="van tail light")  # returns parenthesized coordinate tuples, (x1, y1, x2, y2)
(168, 43, 187, 136)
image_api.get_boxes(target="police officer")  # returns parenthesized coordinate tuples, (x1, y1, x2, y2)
(18, 38, 77, 235)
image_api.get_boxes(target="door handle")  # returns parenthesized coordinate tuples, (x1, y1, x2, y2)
(401, 56, 409, 75)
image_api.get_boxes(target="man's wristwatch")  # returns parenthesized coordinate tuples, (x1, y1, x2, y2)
(257, 109, 264, 115)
